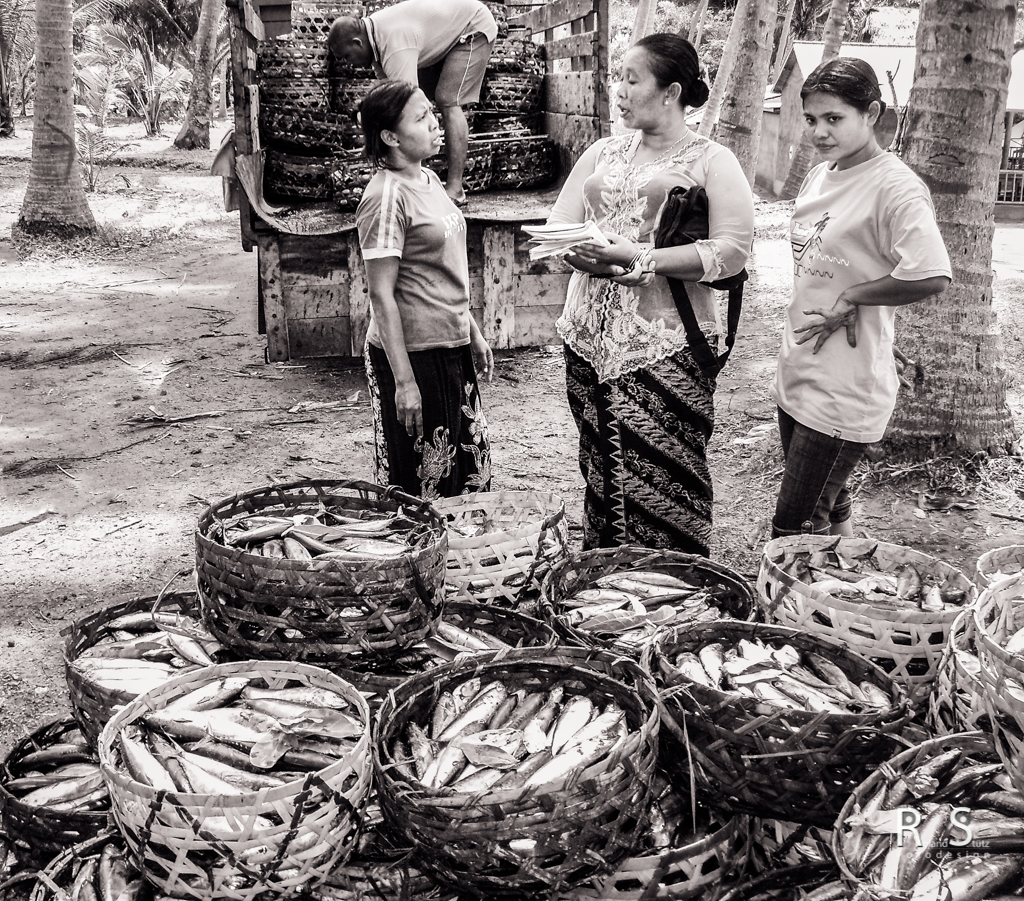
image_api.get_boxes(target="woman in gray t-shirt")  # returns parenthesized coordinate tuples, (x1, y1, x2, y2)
(356, 79, 493, 499)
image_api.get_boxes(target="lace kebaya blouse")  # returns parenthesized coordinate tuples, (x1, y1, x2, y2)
(548, 132, 754, 383)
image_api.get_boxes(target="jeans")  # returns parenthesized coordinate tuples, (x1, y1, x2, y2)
(771, 407, 868, 538)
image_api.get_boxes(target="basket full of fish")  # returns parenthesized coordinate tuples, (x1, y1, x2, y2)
(542, 546, 756, 658)
(927, 609, 990, 736)
(833, 731, 1024, 900)
(332, 600, 558, 710)
(432, 489, 570, 608)
(63, 587, 229, 746)
(757, 536, 975, 704)
(195, 479, 447, 666)
(97, 660, 372, 901)
(0, 718, 110, 867)
(972, 571, 1024, 795)
(26, 831, 140, 901)
(373, 646, 660, 899)
(644, 620, 910, 827)
(975, 544, 1024, 589)
(557, 771, 751, 901)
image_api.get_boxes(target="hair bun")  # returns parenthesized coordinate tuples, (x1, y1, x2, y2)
(689, 79, 710, 108)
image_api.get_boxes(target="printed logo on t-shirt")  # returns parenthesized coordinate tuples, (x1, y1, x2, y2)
(442, 212, 465, 239)
(791, 213, 849, 279)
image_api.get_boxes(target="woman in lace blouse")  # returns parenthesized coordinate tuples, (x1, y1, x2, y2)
(545, 33, 754, 554)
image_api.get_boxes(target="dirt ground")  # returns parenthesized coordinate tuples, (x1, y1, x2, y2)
(1, 118, 1023, 753)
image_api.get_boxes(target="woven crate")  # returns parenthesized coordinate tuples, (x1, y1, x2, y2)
(0, 718, 109, 868)
(831, 732, 1008, 899)
(195, 479, 447, 666)
(481, 72, 543, 114)
(373, 646, 660, 899)
(265, 147, 336, 201)
(26, 831, 126, 901)
(488, 135, 557, 189)
(257, 37, 331, 79)
(98, 660, 373, 901)
(291, 1, 364, 39)
(471, 112, 543, 138)
(259, 76, 333, 114)
(432, 141, 494, 193)
(331, 148, 376, 211)
(644, 620, 910, 828)
(926, 608, 989, 735)
(432, 489, 569, 607)
(747, 819, 834, 874)
(543, 545, 756, 659)
(757, 535, 975, 706)
(976, 543, 1024, 588)
(261, 107, 362, 153)
(330, 76, 378, 114)
(486, 36, 545, 75)
(717, 864, 842, 901)
(484, 1, 509, 39)
(63, 587, 214, 746)
(972, 572, 1024, 794)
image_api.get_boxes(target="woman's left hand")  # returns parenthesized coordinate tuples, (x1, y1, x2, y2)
(794, 296, 858, 353)
(563, 233, 637, 278)
(471, 332, 493, 383)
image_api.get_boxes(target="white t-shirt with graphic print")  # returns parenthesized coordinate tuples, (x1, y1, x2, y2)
(770, 152, 952, 444)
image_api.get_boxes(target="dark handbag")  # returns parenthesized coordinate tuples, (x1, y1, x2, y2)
(654, 185, 748, 378)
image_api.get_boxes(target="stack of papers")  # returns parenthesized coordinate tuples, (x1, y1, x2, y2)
(521, 221, 609, 260)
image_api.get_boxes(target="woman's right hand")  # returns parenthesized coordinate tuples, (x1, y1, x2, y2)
(395, 378, 423, 439)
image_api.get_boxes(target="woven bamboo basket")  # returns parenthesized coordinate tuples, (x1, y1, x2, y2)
(471, 112, 543, 138)
(831, 731, 1010, 900)
(543, 545, 756, 659)
(261, 108, 362, 154)
(26, 831, 126, 901)
(976, 544, 1024, 588)
(484, 1, 509, 38)
(432, 489, 569, 607)
(926, 608, 989, 736)
(331, 599, 558, 710)
(373, 646, 660, 899)
(331, 149, 376, 211)
(481, 72, 544, 114)
(747, 819, 834, 874)
(486, 36, 545, 75)
(291, 1, 364, 39)
(63, 587, 214, 746)
(644, 620, 910, 828)
(0, 718, 110, 868)
(257, 37, 331, 79)
(264, 148, 336, 201)
(972, 572, 1024, 794)
(757, 535, 975, 706)
(716, 864, 842, 901)
(330, 76, 378, 114)
(259, 76, 333, 114)
(98, 660, 373, 901)
(488, 135, 557, 189)
(432, 141, 494, 193)
(195, 479, 447, 666)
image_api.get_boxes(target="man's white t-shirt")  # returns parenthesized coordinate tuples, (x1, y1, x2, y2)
(771, 152, 952, 444)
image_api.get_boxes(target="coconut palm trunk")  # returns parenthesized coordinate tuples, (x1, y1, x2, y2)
(18, 0, 94, 232)
(174, 0, 225, 150)
(777, 0, 849, 199)
(0, 7, 14, 138)
(885, 0, 1017, 457)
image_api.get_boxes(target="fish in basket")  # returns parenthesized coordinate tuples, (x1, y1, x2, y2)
(832, 731, 1024, 900)
(926, 609, 991, 736)
(64, 586, 230, 746)
(757, 535, 976, 705)
(0, 718, 110, 868)
(194, 479, 447, 666)
(543, 545, 755, 657)
(373, 646, 660, 899)
(643, 620, 911, 828)
(975, 544, 1024, 589)
(26, 831, 146, 901)
(972, 571, 1024, 796)
(97, 661, 372, 901)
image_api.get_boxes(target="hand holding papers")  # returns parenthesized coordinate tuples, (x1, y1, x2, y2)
(521, 221, 610, 261)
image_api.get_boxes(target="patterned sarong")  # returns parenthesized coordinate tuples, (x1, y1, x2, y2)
(564, 345, 715, 555)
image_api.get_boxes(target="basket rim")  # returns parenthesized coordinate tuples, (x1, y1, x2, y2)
(27, 830, 124, 901)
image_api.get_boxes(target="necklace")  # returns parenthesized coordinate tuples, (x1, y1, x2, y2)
(631, 131, 691, 167)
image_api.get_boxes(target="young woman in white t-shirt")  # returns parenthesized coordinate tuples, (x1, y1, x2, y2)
(769, 58, 951, 538)
(355, 80, 493, 499)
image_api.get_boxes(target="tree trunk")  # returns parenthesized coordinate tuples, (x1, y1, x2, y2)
(777, 0, 849, 199)
(770, 0, 797, 83)
(710, 0, 777, 185)
(885, 0, 1018, 458)
(629, 0, 658, 46)
(0, 6, 14, 138)
(215, 58, 228, 119)
(174, 0, 225, 150)
(17, 0, 94, 232)
(687, 0, 710, 50)
(699, 0, 747, 137)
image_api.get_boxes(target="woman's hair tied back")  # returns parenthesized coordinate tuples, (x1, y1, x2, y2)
(634, 33, 709, 109)
(801, 57, 887, 117)
(358, 79, 419, 168)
